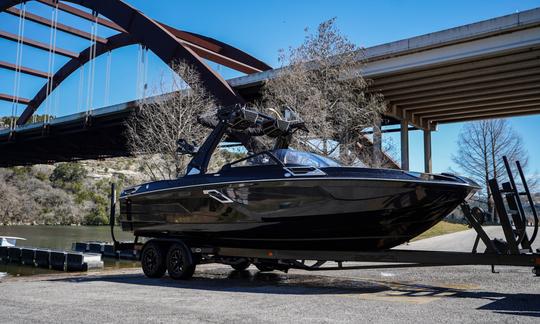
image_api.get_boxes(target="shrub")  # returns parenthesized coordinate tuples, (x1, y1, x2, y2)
(50, 163, 87, 192)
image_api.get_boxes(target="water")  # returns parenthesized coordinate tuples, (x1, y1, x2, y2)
(0, 225, 139, 278)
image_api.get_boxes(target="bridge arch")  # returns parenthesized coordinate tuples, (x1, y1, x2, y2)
(0, 0, 271, 125)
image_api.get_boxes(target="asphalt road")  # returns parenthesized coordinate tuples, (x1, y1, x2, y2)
(0, 229, 538, 323)
(402, 226, 539, 252)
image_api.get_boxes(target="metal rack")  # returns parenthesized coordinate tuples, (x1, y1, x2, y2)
(488, 156, 539, 254)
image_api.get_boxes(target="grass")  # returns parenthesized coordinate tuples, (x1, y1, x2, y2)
(412, 221, 469, 241)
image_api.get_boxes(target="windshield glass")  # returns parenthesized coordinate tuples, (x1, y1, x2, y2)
(225, 152, 278, 168)
(271, 149, 341, 167)
(222, 149, 341, 170)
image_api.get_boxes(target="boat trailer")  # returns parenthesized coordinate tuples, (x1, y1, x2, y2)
(109, 156, 539, 279)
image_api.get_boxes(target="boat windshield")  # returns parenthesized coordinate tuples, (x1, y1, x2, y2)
(222, 149, 341, 169)
(224, 152, 279, 169)
(271, 149, 341, 167)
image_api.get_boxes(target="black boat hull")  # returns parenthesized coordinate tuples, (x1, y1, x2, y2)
(120, 175, 475, 251)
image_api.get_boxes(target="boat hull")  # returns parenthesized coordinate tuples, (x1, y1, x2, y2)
(120, 176, 475, 251)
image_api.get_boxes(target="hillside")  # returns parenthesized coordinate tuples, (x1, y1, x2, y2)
(0, 158, 145, 226)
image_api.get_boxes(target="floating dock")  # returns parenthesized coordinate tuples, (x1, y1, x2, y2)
(0, 246, 103, 271)
(72, 241, 139, 260)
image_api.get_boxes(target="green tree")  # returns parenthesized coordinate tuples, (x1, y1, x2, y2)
(84, 205, 109, 225)
(49, 163, 87, 192)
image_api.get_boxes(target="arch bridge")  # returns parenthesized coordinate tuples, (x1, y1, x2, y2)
(1, 2, 540, 171)
(0, 0, 276, 165)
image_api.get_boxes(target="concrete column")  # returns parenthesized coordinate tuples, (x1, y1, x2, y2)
(424, 130, 432, 173)
(400, 119, 409, 171)
(372, 120, 382, 166)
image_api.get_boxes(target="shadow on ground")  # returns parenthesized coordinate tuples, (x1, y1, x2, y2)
(49, 268, 540, 317)
(50, 269, 389, 295)
(476, 294, 540, 318)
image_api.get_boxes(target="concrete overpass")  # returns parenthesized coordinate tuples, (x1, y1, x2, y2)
(2, 7, 539, 170)
(230, 7, 540, 172)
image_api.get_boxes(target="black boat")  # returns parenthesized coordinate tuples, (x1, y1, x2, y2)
(119, 106, 479, 252)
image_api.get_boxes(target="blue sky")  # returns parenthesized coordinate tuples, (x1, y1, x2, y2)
(1, 0, 540, 174)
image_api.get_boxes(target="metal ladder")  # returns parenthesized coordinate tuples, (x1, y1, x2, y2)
(460, 156, 539, 274)
(487, 156, 539, 254)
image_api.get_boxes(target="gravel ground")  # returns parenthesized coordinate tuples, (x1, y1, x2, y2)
(0, 228, 538, 324)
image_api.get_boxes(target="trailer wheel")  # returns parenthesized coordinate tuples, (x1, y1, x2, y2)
(231, 259, 250, 271)
(255, 264, 274, 272)
(141, 241, 167, 278)
(166, 243, 196, 280)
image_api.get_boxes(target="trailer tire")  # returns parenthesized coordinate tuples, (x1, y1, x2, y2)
(141, 241, 167, 278)
(255, 264, 274, 272)
(166, 243, 196, 280)
(231, 259, 250, 271)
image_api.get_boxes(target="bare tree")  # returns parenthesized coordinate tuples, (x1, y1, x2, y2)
(452, 119, 533, 221)
(0, 179, 23, 225)
(261, 18, 388, 166)
(125, 62, 216, 180)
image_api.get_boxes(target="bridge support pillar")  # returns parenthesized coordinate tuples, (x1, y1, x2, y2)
(400, 119, 409, 171)
(424, 129, 432, 173)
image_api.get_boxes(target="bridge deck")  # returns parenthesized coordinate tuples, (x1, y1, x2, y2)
(0, 102, 137, 166)
(230, 7, 540, 130)
(1, 8, 540, 167)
